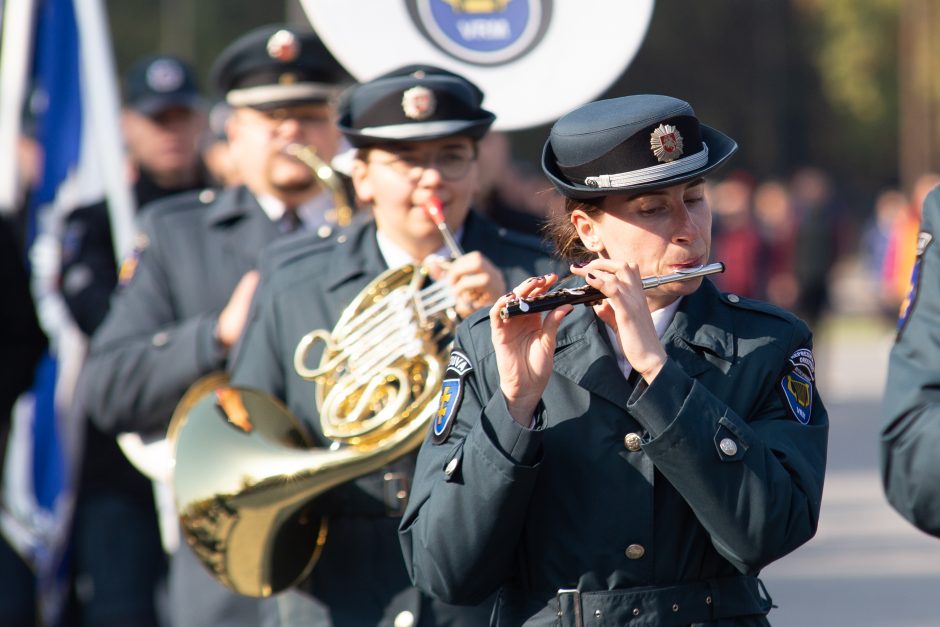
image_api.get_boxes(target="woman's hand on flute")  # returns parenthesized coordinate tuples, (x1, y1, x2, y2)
(490, 274, 571, 425)
(569, 260, 667, 384)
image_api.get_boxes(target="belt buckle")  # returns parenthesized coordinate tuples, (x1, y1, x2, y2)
(382, 471, 410, 517)
(556, 588, 583, 627)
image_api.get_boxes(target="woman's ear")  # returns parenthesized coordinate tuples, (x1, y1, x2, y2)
(351, 158, 374, 203)
(570, 209, 602, 252)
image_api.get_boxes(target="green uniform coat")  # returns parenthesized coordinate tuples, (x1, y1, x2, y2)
(229, 211, 568, 626)
(882, 186, 940, 536)
(401, 279, 828, 626)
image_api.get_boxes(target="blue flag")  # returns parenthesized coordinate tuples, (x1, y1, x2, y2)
(0, 0, 130, 623)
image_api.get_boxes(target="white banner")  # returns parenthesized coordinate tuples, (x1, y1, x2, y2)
(299, 0, 654, 130)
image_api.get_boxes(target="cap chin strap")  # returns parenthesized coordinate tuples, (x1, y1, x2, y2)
(226, 82, 339, 108)
(583, 145, 708, 189)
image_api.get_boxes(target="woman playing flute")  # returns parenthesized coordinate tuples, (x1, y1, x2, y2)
(400, 94, 828, 626)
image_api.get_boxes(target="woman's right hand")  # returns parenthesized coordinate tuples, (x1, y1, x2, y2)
(489, 274, 572, 425)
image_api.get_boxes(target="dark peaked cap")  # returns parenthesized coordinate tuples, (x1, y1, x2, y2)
(124, 54, 202, 117)
(210, 24, 350, 110)
(337, 65, 494, 148)
(542, 94, 738, 200)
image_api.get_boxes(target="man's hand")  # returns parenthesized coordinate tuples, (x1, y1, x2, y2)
(215, 270, 260, 350)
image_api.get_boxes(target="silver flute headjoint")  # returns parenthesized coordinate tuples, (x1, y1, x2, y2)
(498, 262, 725, 320)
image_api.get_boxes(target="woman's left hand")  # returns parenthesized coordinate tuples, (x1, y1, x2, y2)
(569, 260, 667, 383)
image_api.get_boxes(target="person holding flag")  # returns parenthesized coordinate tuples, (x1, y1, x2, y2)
(47, 53, 209, 627)
(0, 0, 132, 624)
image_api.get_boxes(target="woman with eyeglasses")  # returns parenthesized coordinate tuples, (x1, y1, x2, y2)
(400, 94, 829, 626)
(228, 66, 566, 627)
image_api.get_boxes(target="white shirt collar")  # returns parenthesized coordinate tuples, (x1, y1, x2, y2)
(604, 297, 682, 379)
(255, 189, 334, 232)
(375, 225, 465, 269)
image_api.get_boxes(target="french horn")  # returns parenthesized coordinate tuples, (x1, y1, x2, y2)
(168, 260, 458, 597)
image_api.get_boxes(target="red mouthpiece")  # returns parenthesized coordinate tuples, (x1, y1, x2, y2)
(424, 197, 445, 225)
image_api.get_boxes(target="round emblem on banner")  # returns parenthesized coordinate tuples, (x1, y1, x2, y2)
(402, 86, 436, 120)
(267, 29, 300, 62)
(650, 124, 684, 163)
(405, 0, 552, 66)
(146, 59, 184, 92)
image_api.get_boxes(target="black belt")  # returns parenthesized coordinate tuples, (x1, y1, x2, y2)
(554, 575, 772, 626)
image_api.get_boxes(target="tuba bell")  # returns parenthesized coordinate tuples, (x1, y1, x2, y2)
(167, 262, 458, 597)
(285, 143, 354, 228)
(116, 144, 355, 485)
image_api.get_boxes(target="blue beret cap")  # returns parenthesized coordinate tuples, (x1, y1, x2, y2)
(542, 94, 737, 199)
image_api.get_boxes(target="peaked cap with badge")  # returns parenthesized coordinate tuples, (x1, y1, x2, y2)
(542, 94, 738, 199)
(125, 54, 203, 117)
(337, 64, 495, 147)
(210, 24, 350, 110)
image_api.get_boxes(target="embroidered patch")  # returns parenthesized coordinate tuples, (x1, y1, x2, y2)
(897, 231, 933, 336)
(118, 232, 149, 287)
(780, 370, 813, 425)
(431, 349, 472, 444)
(788, 348, 815, 381)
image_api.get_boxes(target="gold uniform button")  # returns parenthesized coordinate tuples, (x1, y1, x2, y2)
(394, 611, 415, 627)
(719, 437, 738, 456)
(444, 458, 459, 478)
(623, 432, 642, 452)
(625, 543, 645, 560)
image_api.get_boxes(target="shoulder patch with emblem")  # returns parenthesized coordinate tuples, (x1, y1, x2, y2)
(897, 231, 933, 336)
(778, 348, 815, 425)
(431, 349, 473, 444)
(118, 232, 149, 287)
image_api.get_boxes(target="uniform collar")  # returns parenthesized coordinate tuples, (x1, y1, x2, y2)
(205, 186, 265, 226)
(663, 279, 735, 369)
(550, 278, 734, 406)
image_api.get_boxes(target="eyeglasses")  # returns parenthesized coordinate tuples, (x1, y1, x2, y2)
(368, 150, 475, 181)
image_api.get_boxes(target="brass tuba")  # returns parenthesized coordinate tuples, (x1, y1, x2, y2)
(117, 144, 355, 485)
(168, 262, 458, 597)
(285, 143, 354, 229)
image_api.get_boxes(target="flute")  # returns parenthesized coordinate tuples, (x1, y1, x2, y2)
(498, 262, 725, 320)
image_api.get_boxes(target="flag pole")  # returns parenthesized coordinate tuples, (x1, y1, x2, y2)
(74, 0, 135, 260)
(0, 0, 38, 215)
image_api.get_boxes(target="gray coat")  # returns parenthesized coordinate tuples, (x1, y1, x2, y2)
(82, 184, 285, 627)
(400, 279, 828, 626)
(229, 212, 567, 626)
(882, 186, 940, 536)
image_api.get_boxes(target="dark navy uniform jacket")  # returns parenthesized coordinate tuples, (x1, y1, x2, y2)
(82, 184, 283, 627)
(229, 212, 567, 626)
(401, 279, 828, 626)
(882, 185, 940, 536)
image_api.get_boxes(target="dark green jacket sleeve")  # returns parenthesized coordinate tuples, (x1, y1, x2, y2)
(882, 186, 940, 536)
(630, 330, 827, 573)
(399, 316, 544, 604)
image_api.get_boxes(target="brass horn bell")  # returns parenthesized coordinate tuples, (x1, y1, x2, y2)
(168, 263, 457, 597)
